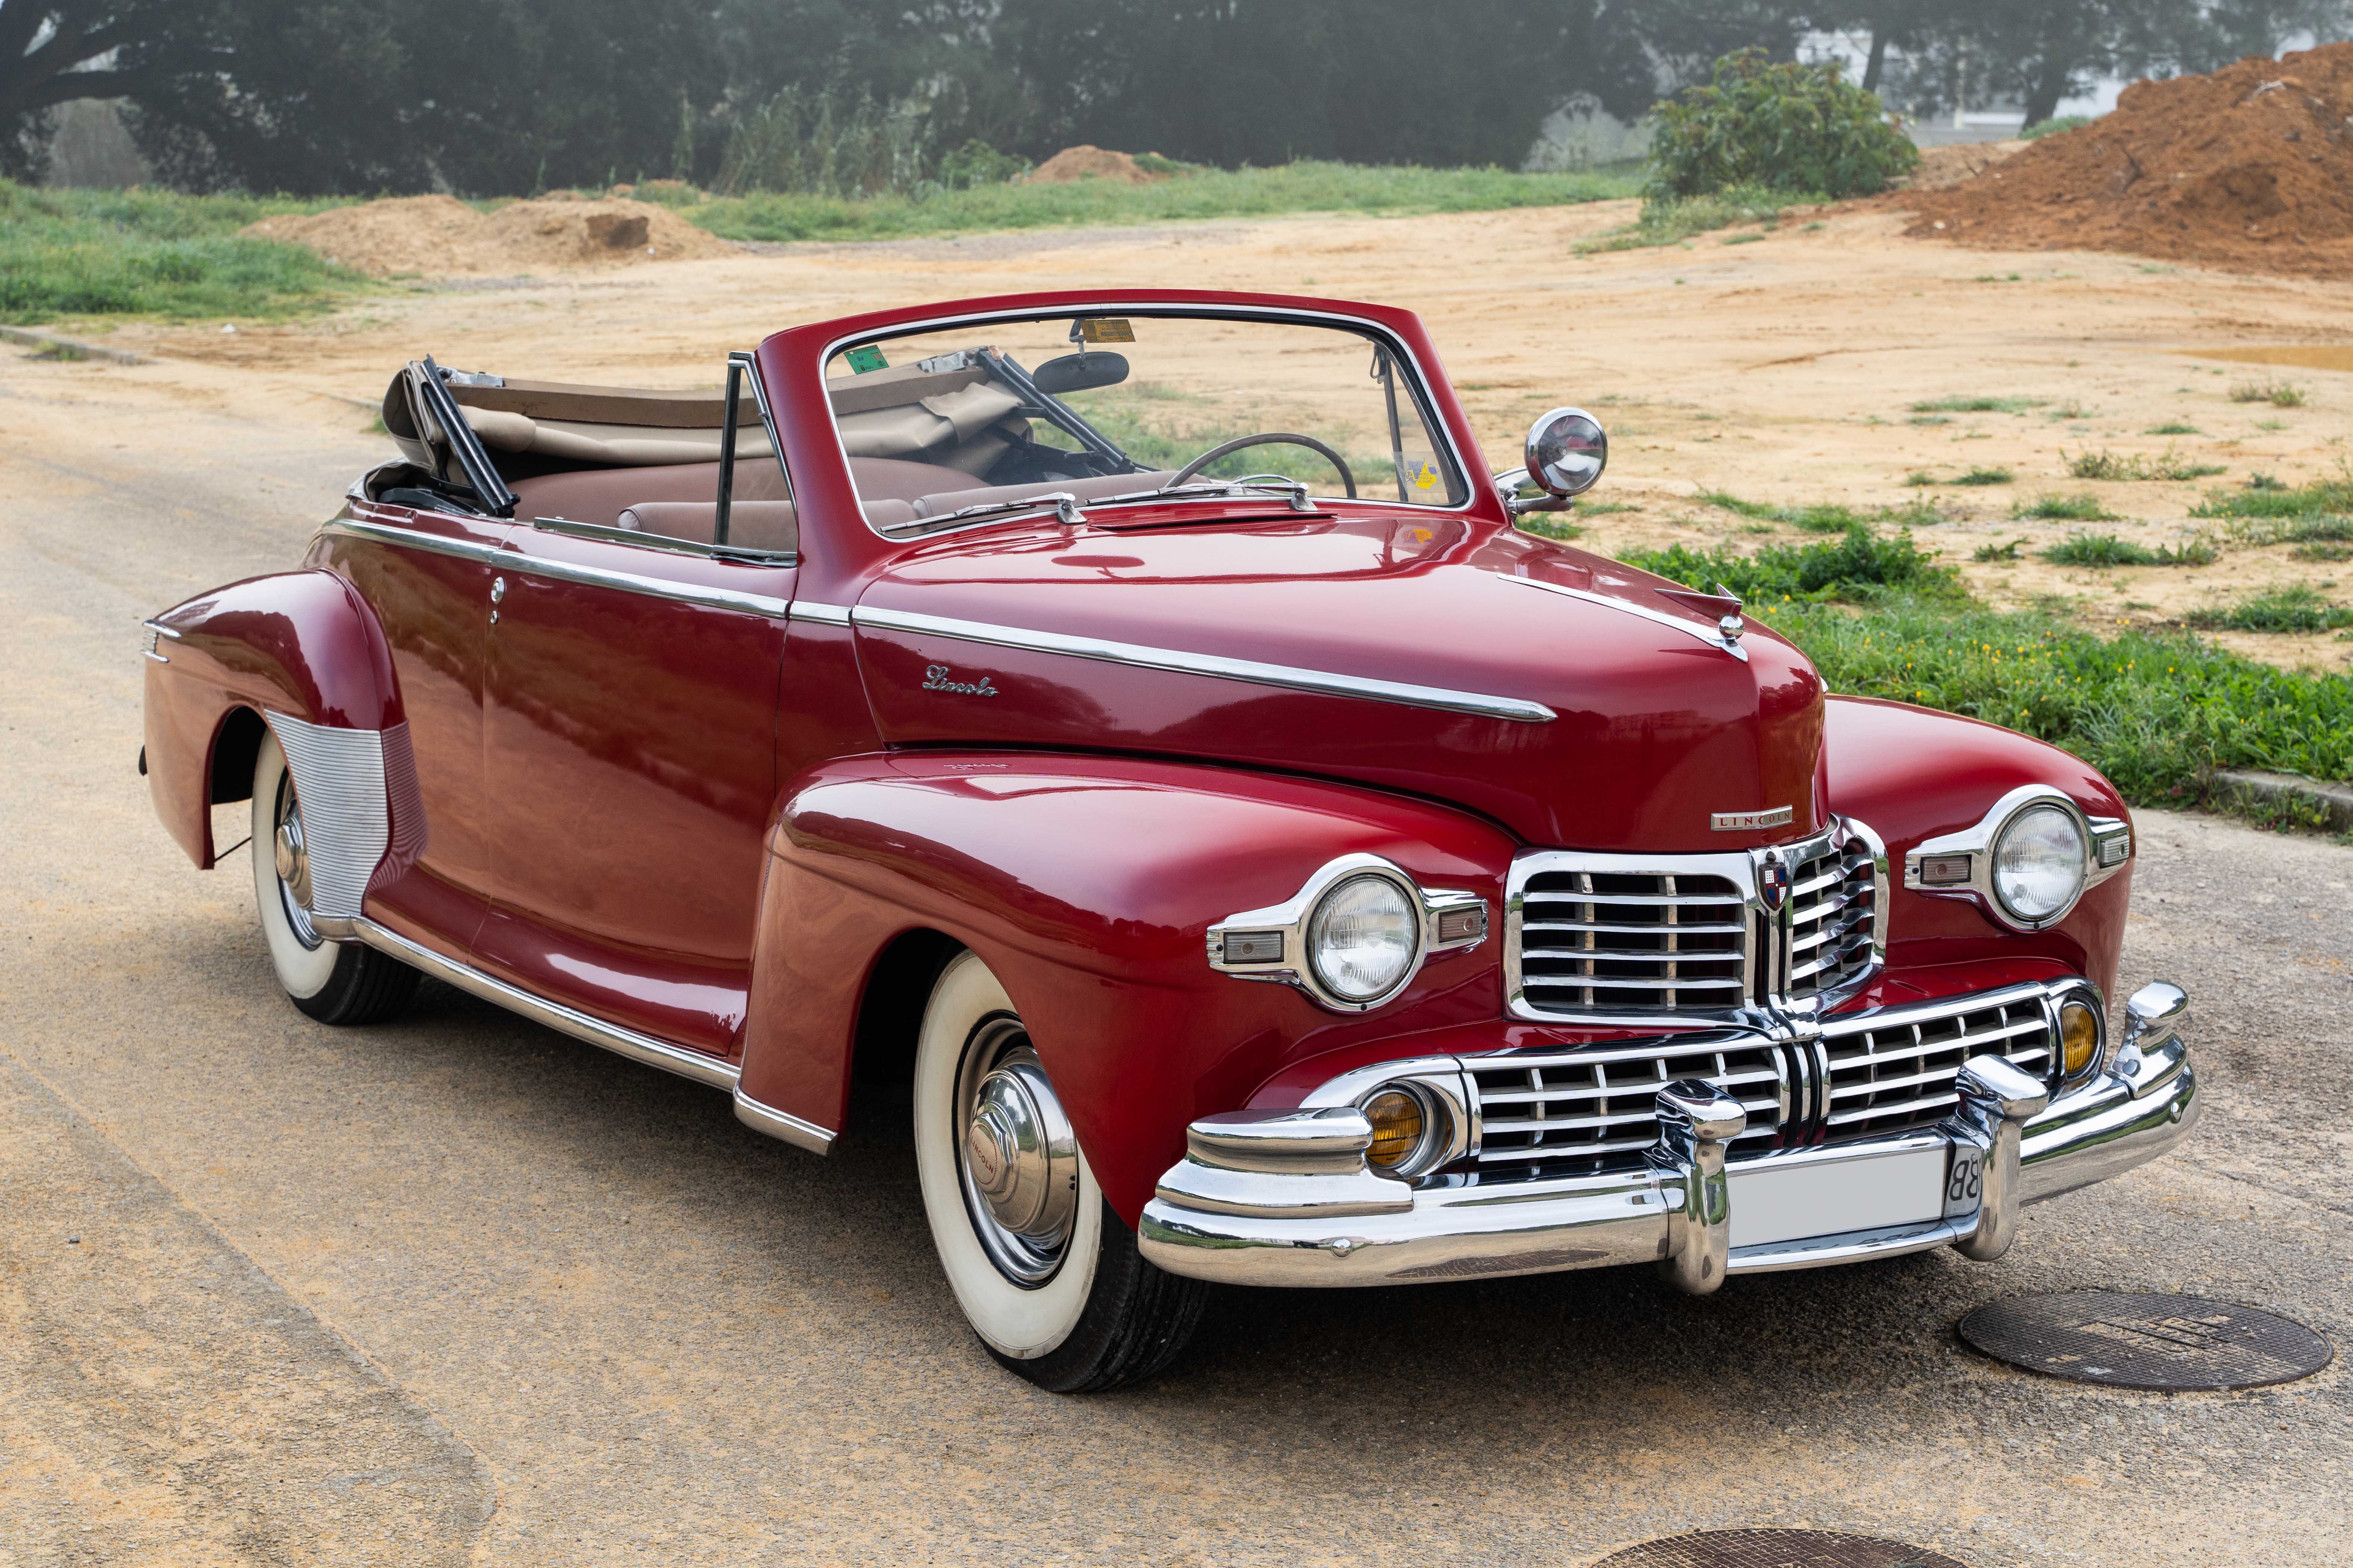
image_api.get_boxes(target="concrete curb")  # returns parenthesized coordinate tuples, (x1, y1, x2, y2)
(2213, 768, 2353, 832)
(0, 325, 151, 365)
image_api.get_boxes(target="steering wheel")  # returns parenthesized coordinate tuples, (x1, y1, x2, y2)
(1169, 433, 1356, 499)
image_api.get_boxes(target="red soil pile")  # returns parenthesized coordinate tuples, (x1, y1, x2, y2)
(1021, 146, 1161, 185)
(246, 193, 733, 278)
(1898, 44, 2353, 278)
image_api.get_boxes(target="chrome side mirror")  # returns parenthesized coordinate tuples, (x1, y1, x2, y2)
(1497, 407, 1607, 516)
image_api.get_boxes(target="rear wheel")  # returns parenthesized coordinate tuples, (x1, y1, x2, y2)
(250, 731, 419, 1025)
(912, 951, 1207, 1392)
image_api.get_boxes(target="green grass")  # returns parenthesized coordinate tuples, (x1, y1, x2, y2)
(1517, 515, 1585, 542)
(1621, 518, 2353, 802)
(1973, 538, 2028, 561)
(1910, 395, 2043, 415)
(1625, 522, 1962, 605)
(689, 160, 1641, 242)
(2191, 475, 2353, 523)
(2012, 492, 2118, 521)
(1574, 183, 1819, 254)
(1955, 466, 2013, 486)
(2066, 446, 2228, 482)
(2292, 541, 2353, 561)
(1697, 491, 1940, 534)
(1768, 598, 2353, 798)
(0, 179, 373, 325)
(2041, 531, 2217, 567)
(2146, 422, 2200, 435)
(2185, 584, 2353, 633)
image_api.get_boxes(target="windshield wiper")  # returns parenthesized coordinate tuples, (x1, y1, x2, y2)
(882, 491, 1089, 537)
(1089, 475, 1318, 514)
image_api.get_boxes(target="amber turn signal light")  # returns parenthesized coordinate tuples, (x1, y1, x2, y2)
(1363, 1088, 1426, 1170)
(2059, 999, 2100, 1078)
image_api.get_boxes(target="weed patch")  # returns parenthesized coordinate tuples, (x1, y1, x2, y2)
(2193, 476, 2353, 522)
(0, 180, 371, 324)
(2041, 531, 2216, 567)
(2146, 422, 2200, 435)
(1973, 538, 2028, 561)
(1625, 523, 1961, 604)
(1769, 599, 2353, 797)
(2186, 584, 2353, 632)
(1698, 491, 1940, 535)
(2011, 492, 2117, 521)
(2229, 378, 2305, 407)
(693, 160, 1637, 243)
(1575, 184, 1819, 254)
(2066, 446, 2227, 482)
(1910, 395, 2043, 414)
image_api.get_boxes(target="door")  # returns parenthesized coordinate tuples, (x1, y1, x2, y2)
(472, 519, 792, 1059)
(322, 505, 509, 950)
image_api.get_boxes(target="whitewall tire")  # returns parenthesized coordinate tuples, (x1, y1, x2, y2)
(250, 730, 419, 1025)
(913, 951, 1206, 1391)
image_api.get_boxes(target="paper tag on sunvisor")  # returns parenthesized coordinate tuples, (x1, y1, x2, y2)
(844, 344, 889, 373)
(1075, 318, 1135, 344)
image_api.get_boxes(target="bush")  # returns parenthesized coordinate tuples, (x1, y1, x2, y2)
(1645, 49, 1918, 200)
(2021, 115, 2093, 140)
(937, 140, 1030, 190)
(716, 85, 930, 198)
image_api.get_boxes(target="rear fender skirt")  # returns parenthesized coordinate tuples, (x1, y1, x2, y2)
(735, 750, 1514, 1222)
(142, 570, 406, 869)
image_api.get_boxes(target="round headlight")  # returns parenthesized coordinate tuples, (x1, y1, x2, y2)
(1306, 874, 1419, 1002)
(1991, 803, 2087, 923)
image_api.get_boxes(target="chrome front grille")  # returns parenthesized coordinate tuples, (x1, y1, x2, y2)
(1462, 983, 2059, 1182)
(1506, 819, 1885, 1025)
(1468, 1034, 1783, 1178)
(1783, 833, 1879, 1003)
(1819, 988, 2054, 1141)
(1511, 868, 1749, 1016)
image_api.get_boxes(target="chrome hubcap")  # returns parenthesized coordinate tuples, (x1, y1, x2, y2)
(273, 775, 319, 948)
(955, 1018, 1078, 1286)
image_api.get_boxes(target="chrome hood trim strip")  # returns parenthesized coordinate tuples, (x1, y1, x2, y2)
(849, 603, 1557, 724)
(1500, 574, 1747, 661)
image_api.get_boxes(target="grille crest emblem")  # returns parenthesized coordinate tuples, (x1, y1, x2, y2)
(1756, 848, 1791, 912)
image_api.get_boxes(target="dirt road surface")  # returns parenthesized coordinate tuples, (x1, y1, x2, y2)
(3, 209, 2350, 1565)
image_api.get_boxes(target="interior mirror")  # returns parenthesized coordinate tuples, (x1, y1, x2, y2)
(1032, 350, 1129, 396)
(1525, 407, 1607, 497)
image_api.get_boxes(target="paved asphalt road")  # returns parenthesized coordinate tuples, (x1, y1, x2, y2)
(3, 369, 2350, 1568)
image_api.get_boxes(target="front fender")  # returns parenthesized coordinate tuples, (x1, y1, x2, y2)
(143, 570, 404, 867)
(1825, 695, 2130, 1000)
(737, 751, 1517, 1222)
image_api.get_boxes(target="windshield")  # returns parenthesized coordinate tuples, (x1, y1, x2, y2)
(824, 311, 1467, 532)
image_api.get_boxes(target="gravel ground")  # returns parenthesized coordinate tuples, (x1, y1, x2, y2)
(2, 359, 2349, 1568)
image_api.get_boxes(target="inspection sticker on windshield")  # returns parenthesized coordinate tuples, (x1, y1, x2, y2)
(1405, 459, 1441, 493)
(1077, 318, 1135, 344)
(844, 344, 889, 373)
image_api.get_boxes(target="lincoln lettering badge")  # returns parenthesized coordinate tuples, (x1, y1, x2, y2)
(1710, 805, 1793, 832)
(1756, 846, 1791, 912)
(923, 664, 998, 697)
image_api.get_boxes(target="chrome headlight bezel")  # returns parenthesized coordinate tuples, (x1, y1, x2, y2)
(1207, 853, 1489, 1013)
(1903, 784, 2129, 934)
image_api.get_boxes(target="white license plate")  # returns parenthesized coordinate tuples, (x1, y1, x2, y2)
(1728, 1141, 1958, 1250)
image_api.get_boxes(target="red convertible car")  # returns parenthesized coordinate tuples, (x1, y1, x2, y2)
(141, 290, 2197, 1391)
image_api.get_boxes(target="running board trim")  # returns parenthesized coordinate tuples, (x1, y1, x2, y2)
(349, 918, 744, 1093)
(733, 1088, 836, 1154)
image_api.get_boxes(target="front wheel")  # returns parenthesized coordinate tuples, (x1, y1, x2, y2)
(250, 730, 419, 1026)
(912, 952, 1207, 1391)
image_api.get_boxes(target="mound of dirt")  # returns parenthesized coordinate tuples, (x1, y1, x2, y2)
(1021, 146, 1160, 185)
(1898, 44, 2353, 277)
(1900, 140, 2025, 190)
(245, 193, 734, 277)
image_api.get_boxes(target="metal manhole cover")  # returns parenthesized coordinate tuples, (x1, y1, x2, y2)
(1595, 1529, 1966, 1568)
(1960, 1291, 2333, 1390)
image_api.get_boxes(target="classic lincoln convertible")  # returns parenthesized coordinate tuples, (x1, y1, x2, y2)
(140, 290, 2197, 1391)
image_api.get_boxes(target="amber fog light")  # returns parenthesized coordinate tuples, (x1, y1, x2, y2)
(2059, 1000, 2100, 1078)
(1363, 1088, 1428, 1172)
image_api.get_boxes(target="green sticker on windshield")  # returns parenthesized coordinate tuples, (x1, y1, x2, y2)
(844, 344, 888, 373)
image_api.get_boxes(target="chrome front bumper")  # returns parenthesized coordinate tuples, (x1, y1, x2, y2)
(1139, 985, 2198, 1290)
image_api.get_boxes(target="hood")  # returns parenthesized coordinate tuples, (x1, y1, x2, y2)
(848, 512, 1826, 851)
